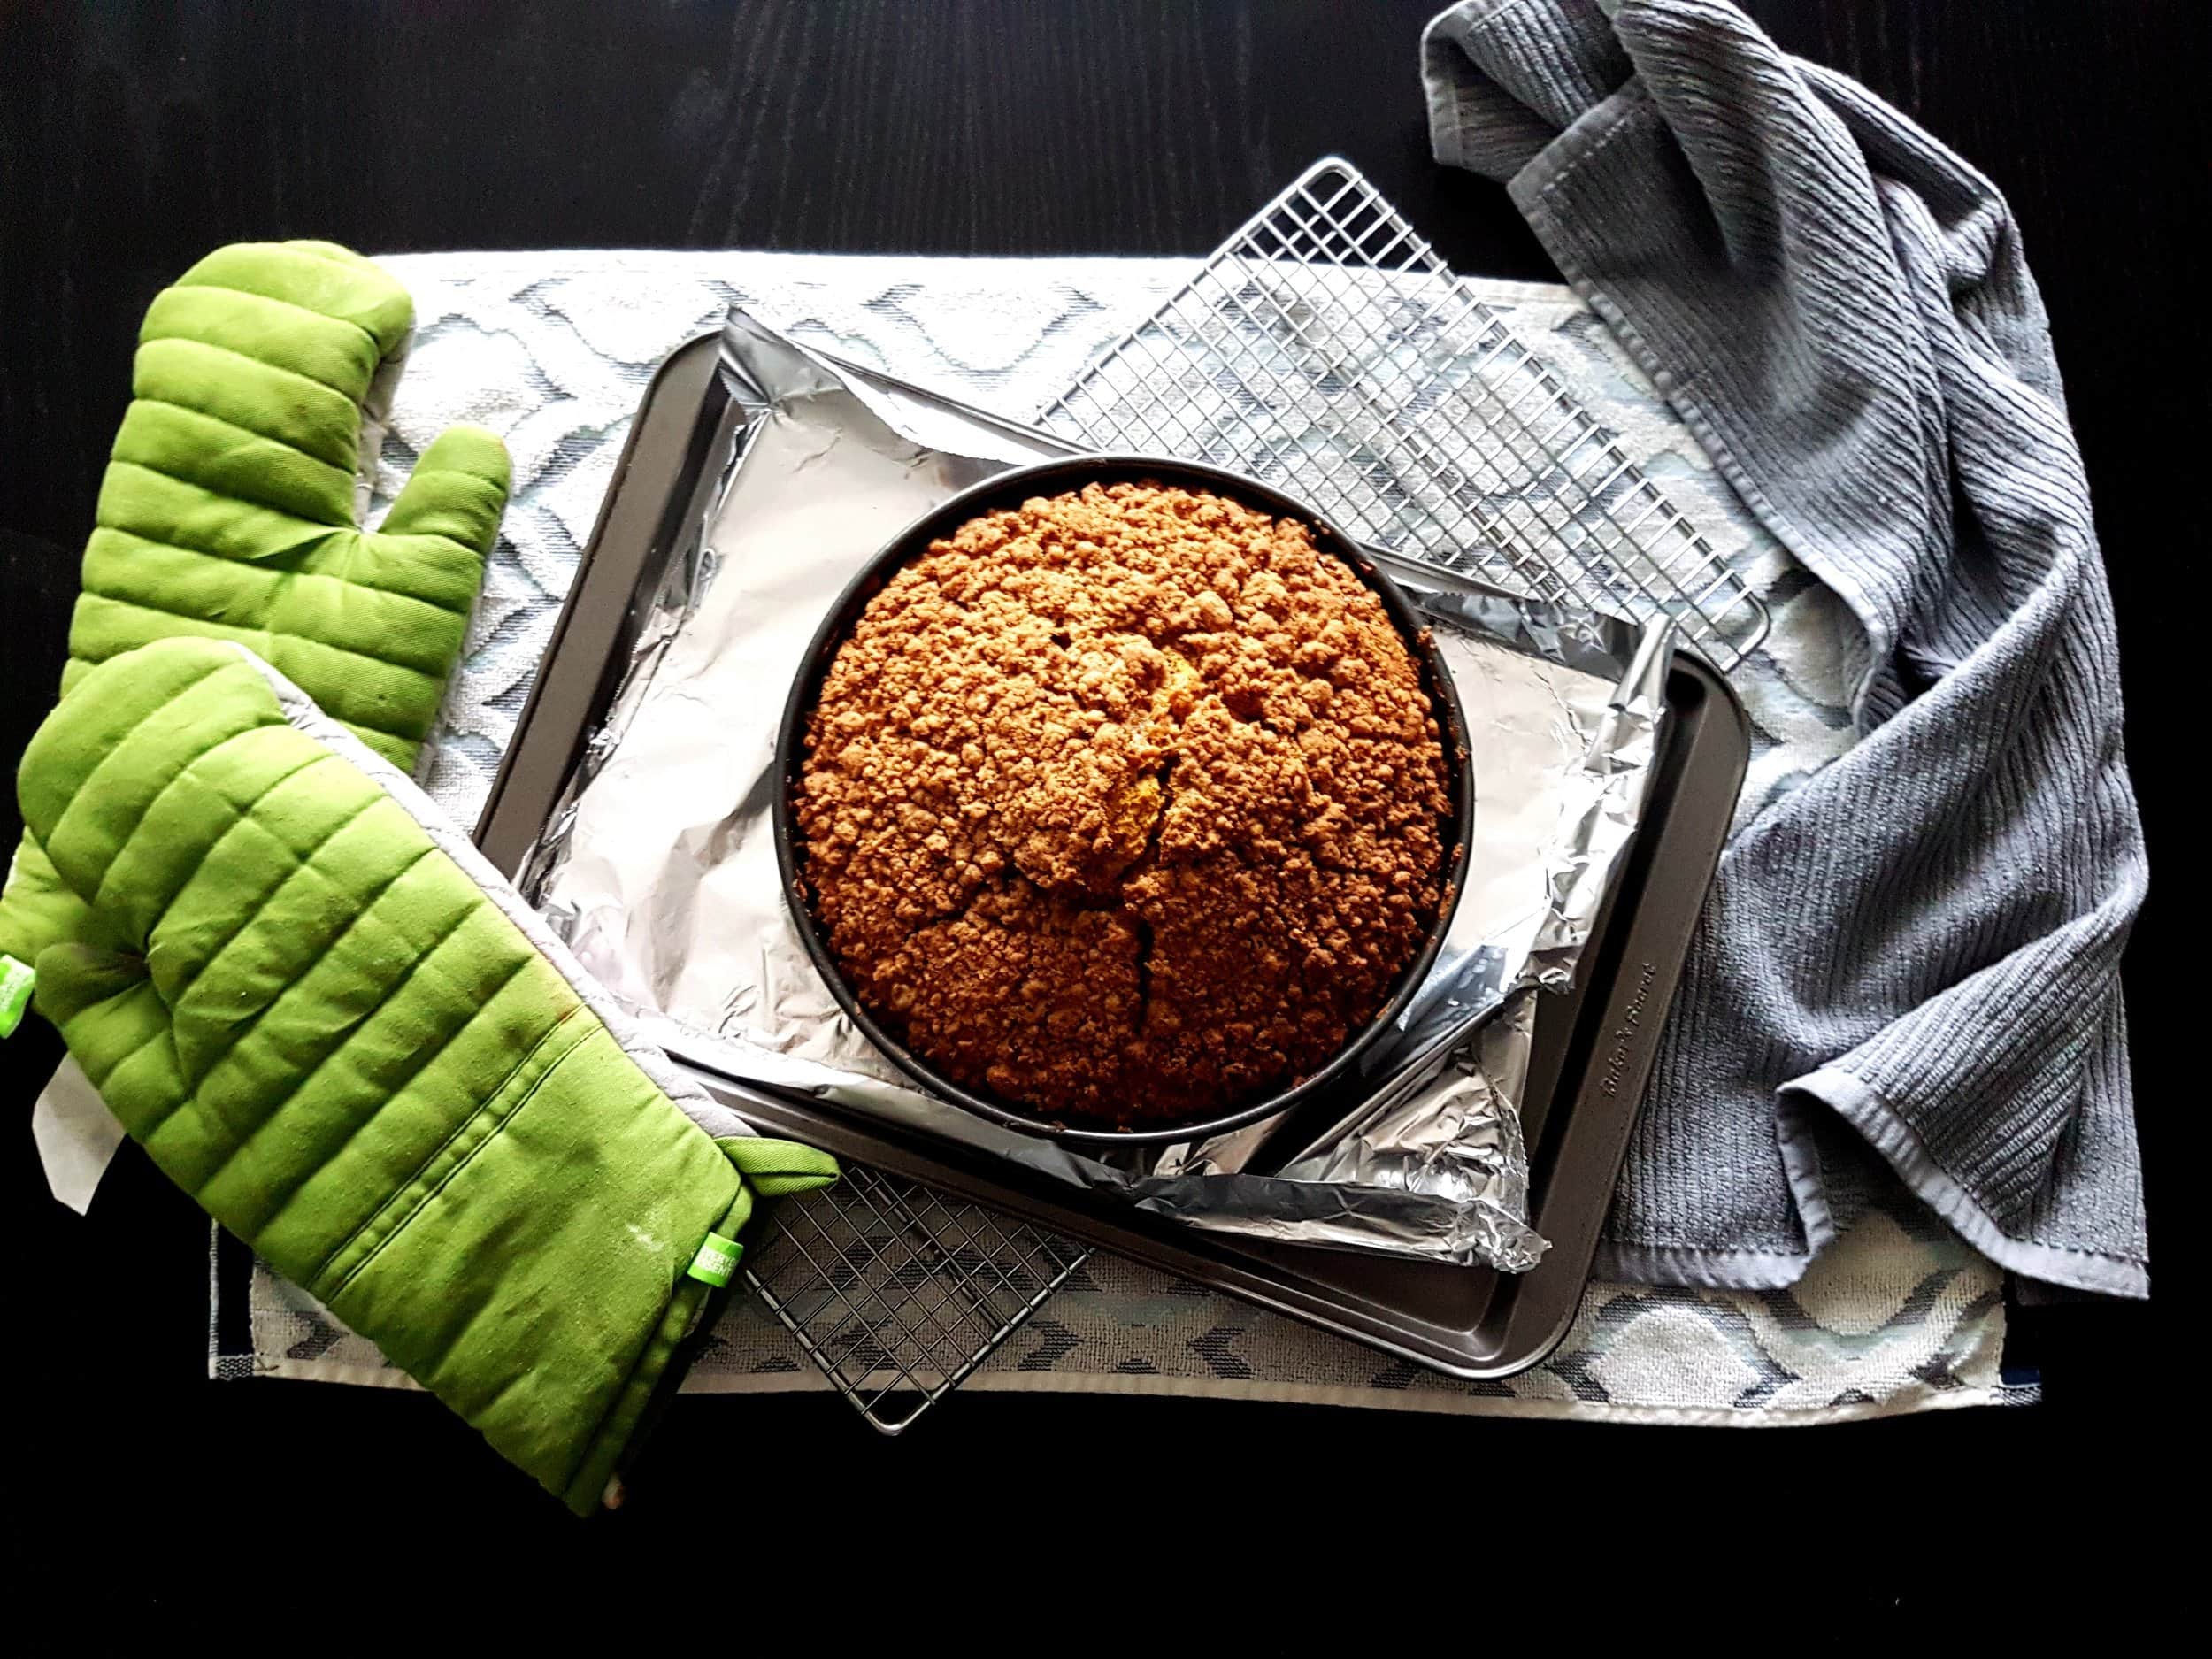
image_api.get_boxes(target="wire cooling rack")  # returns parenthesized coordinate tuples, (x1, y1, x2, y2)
(749, 155, 1763, 1433)
(744, 1164, 1087, 1432)
(1041, 157, 1770, 670)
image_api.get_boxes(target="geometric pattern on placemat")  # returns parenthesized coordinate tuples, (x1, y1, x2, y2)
(223, 1192, 2026, 1424)
(208, 247, 1941, 1420)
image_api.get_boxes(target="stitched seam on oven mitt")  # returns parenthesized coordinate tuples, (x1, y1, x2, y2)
(0, 240, 507, 979)
(14, 637, 836, 1514)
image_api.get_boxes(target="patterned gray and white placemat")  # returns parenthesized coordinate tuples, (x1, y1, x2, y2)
(224, 250, 2023, 1422)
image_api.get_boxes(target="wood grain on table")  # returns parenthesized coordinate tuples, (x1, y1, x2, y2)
(0, 0, 2192, 1606)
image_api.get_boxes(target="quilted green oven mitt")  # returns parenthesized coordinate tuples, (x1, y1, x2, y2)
(15, 637, 837, 1511)
(4, 239, 506, 972)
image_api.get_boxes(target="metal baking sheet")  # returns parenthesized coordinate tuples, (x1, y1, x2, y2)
(478, 334, 1748, 1378)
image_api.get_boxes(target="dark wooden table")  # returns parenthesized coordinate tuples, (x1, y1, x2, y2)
(2, 0, 2191, 1623)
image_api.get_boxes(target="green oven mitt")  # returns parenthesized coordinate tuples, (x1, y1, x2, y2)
(15, 637, 837, 1512)
(3, 240, 506, 975)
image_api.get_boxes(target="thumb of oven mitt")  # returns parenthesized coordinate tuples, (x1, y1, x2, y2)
(2, 239, 505, 987)
(10, 636, 839, 1513)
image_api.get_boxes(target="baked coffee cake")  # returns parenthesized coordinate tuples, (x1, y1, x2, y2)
(795, 480, 1452, 1124)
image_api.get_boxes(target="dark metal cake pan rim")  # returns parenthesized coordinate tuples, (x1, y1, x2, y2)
(770, 452, 1475, 1148)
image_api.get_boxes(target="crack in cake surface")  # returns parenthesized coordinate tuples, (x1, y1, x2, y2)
(795, 480, 1452, 1124)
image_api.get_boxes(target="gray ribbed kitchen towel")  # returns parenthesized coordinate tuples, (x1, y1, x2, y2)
(1423, 0, 2147, 1295)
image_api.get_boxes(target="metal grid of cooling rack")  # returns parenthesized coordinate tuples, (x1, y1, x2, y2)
(747, 155, 1763, 1435)
(1040, 156, 1770, 671)
(744, 1164, 1087, 1433)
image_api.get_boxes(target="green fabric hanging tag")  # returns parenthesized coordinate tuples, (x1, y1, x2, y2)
(686, 1232, 743, 1287)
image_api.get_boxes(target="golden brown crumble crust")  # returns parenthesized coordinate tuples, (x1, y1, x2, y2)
(796, 481, 1452, 1124)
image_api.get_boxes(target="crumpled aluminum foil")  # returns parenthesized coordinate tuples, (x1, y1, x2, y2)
(525, 307, 1671, 1271)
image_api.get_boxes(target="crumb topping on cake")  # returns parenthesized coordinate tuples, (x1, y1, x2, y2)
(795, 480, 1453, 1123)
